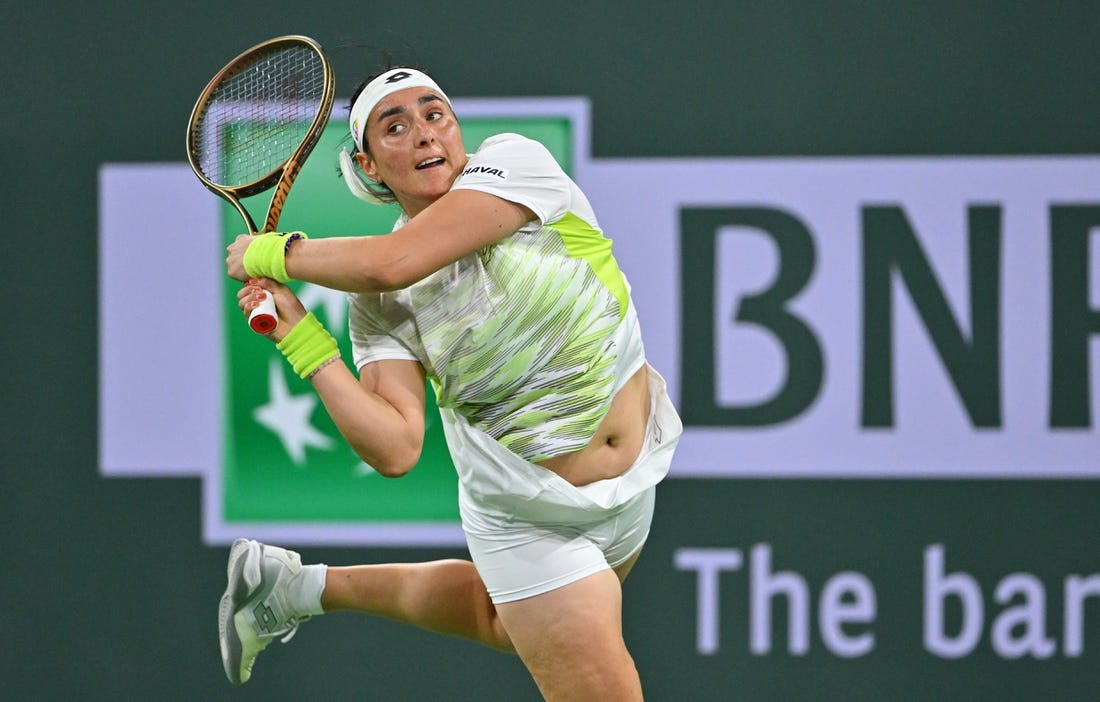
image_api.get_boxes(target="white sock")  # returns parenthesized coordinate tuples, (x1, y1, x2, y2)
(288, 563, 328, 616)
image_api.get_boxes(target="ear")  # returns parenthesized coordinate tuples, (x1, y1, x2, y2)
(356, 151, 380, 183)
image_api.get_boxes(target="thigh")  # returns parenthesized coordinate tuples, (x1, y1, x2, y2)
(495, 569, 642, 702)
(463, 486, 657, 604)
(464, 520, 611, 604)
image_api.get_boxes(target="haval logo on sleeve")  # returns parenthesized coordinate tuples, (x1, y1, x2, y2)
(461, 165, 507, 179)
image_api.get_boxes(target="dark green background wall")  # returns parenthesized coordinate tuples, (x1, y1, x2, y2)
(6, 2, 1099, 699)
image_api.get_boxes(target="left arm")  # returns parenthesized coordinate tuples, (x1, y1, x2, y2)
(227, 189, 534, 292)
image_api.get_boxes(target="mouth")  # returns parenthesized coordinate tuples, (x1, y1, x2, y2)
(415, 157, 445, 170)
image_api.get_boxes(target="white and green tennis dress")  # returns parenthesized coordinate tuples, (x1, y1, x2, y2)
(348, 133, 677, 524)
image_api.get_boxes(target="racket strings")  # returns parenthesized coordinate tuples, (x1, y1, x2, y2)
(193, 44, 327, 188)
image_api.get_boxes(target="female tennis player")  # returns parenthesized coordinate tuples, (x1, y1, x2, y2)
(220, 67, 681, 701)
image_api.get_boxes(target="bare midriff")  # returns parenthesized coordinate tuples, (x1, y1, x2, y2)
(534, 365, 650, 487)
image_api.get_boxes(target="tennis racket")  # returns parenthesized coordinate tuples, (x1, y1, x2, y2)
(186, 35, 335, 334)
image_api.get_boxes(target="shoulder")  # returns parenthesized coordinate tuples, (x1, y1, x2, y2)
(452, 133, 573, 224)
(462, 133, 561, 173)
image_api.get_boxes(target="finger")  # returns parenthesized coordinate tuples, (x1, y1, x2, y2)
(237, 285, 268, 310)
(237, 284, 259, 302)
(253, 277, 283, 293)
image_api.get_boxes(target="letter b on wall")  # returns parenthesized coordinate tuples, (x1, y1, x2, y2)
(680, 207, 823, 426)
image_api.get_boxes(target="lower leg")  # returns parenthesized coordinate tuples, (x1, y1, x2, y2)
(321, 559, 513, 652)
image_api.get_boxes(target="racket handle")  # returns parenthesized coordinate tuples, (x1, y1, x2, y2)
(248, 293, 279, 334)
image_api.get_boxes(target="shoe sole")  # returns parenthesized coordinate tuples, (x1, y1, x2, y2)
(218, 539, 258, 685)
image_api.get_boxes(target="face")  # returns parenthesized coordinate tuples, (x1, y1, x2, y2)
(356, 87, 466, 216)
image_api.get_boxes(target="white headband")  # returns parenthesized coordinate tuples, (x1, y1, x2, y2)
(348, 68, 450, 152)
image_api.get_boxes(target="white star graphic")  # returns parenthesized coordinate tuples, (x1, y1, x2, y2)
(253, 358, 334, 465)
(298, 283, 348, 334)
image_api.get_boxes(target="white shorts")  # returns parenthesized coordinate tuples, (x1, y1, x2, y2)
(463, 485, 656, 604)
(455, 366, 682, 604)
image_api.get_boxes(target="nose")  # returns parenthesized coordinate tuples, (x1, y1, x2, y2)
(413, 118, 435, 146)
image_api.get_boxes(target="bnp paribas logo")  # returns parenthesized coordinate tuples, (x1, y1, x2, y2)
(98, 98, 591, 547)
(100, 96, 1100, 548)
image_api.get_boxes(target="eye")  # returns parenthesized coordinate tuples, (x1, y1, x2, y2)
(427, 108, 444, 121)
(386, 121, 406, 135)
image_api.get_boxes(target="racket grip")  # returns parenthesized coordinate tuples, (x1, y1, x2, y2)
(248, 293, 279, 334)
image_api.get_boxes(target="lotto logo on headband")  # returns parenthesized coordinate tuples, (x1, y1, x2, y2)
(385, 71, 413, 83)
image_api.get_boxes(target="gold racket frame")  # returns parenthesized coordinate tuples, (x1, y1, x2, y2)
(185, 35, 335, 233)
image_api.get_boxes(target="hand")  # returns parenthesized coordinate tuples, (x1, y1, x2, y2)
(225, 234, 255, 282)
(237, 279, 308, 342)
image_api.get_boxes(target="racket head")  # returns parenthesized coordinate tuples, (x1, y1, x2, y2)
(186, 35, 335, 231)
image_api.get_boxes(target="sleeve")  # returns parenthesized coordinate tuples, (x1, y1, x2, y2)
(347, 292, 420, 370)
(450, 133, 572, 225)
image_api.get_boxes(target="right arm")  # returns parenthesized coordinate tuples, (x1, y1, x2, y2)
(241, 281, 427, 477)
(310, 355, 427, 478)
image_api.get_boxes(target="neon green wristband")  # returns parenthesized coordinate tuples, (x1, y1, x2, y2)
(242, 231, 308, 282)
(275, 312, 340, 379)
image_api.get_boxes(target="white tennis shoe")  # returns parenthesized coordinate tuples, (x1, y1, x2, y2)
(218, 539, 312, 685)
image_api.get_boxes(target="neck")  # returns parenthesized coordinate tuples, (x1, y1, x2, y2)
(398, 194, 434, 219)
